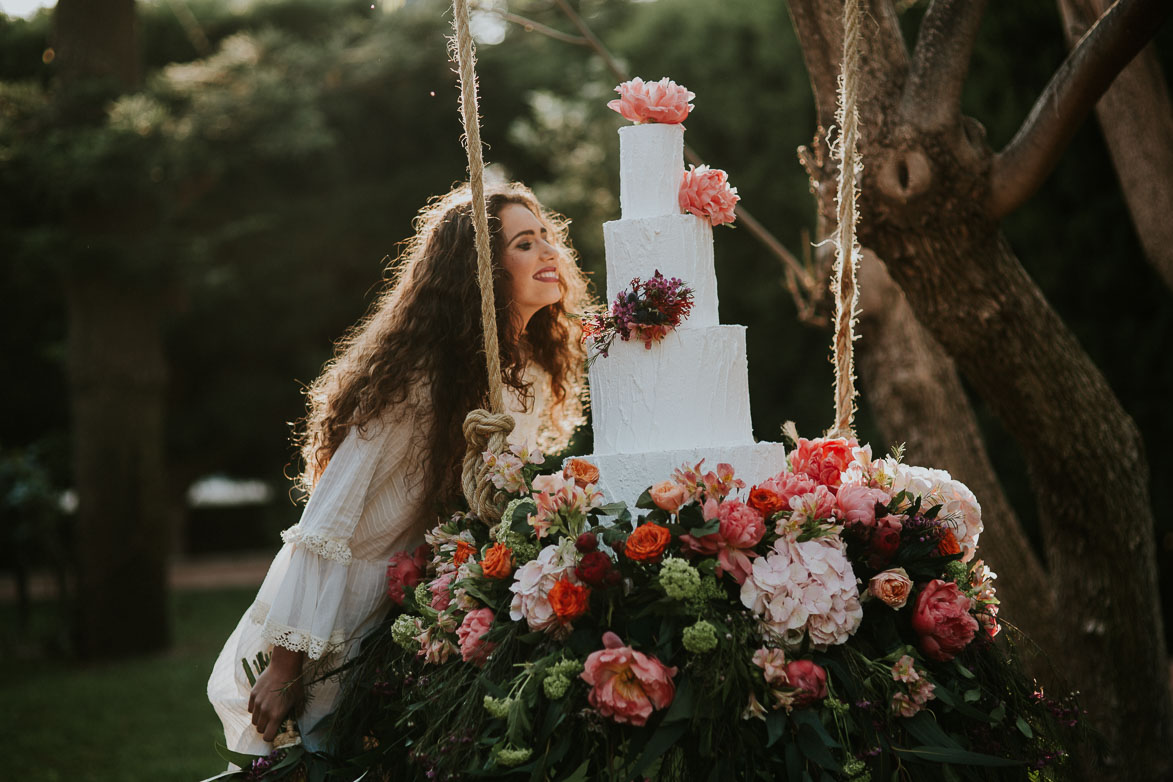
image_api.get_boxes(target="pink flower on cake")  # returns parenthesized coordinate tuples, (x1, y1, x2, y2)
(456, 607, 496, 666)
(835, 484, 891, 526)
(607, 77, 695, 124)
(581, 631, 678, 726)
(678, 164, 739, 226)
(386, 543, 429, 605)
(789, 436, 857, 492)
(911, 579, 979, 661)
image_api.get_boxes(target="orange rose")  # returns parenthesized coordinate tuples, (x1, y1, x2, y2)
(625, 522, 672, 562)
(454, 540, 476, 566)
(937, 529, 961, 557)
(549, 577, 591, 621)
(481, 543, 513, 579)
(563, 458, 601, 488)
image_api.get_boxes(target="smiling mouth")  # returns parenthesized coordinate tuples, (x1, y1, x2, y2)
(533, 268, 559, 282)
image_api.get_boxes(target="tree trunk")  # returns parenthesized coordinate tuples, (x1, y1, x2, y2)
(1058, 0, 1173, 293)
(53, 0, 171, 658)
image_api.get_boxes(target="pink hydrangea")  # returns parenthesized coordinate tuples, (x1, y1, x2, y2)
(581, 631, 677, 726)
(607, 77, 694, 124)
(456, 607, 496, 666)
(740, 534, 862, 648)
(679, 165, 739, 226)
(508, 542, 580, 635)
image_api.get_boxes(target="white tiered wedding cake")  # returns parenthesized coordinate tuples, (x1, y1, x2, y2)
(585, 121, 787, 506)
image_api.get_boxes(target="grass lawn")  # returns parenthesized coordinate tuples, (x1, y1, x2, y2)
(0, 587, 256, 782)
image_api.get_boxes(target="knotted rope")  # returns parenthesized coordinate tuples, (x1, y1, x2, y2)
(452, 0, 514, 521)
(829, 0, 864, 439)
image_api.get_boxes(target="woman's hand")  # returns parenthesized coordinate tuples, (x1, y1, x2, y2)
(248, 645, 306, 743)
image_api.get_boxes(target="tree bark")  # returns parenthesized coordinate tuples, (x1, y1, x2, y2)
(54, 0, 172, 658)
(1057, 0, 1173, 293)
(788, 0, 1171, 775)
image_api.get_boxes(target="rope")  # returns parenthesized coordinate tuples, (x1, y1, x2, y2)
(830, 0, 864, 439)
(451, 0, 514, 521)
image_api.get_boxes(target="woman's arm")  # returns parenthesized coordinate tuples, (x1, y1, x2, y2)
(247, 645, 305, 742)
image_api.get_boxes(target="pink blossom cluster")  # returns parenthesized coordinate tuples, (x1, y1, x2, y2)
(482, 441, 544, 494)
(606, 77, 695, 125)
(678, 164, 739, 227)
(527, 472, 604, 540)
(969, 560, 1001, 638)
(889, 654, 936, 717)
(740, 534, 863, 649)
(508, 541, 581, 635)
(666, 460, 744, 505)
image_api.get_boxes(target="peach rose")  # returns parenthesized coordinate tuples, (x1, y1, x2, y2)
(456, 607, 495, 666)
(868, 567, 913, 609)
(789, 436, 857, 491)
(548, 577, 591, 623)
(581, 631, 677, 726)
(678, 164, 739, 227)
(563, 458, 601, 489)
(911, 579, 979, 661)
(649, 480, 690, 513)
(606, 76, 695, 124)
(481, 543, 513, 580)
(625, 522, 672, 562)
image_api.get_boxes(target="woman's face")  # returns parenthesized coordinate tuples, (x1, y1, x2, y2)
(498, 203, 562, 330)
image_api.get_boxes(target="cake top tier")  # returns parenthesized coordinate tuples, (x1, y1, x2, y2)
(619, 123, 685, 221)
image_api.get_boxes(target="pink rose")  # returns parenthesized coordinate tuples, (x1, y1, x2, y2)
(868, 567, 913, 609)
(911, 579, 979, 661)
(428, 572, 455, 612)
(680, 499, 764, 585)
(678, 165, 739, 226)
(581, 631, 677, 726)
(836, 484, 891, 526)
(386, 543, 429, 605)
(649, 480, 689, 513)
(607, 76, 695, 124)
(789, 437, 857, 492)
(456, 607, 496, 665)
(784, 659, 828, 708)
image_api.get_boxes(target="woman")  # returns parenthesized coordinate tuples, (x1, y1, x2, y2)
(207, 181, 592, 754)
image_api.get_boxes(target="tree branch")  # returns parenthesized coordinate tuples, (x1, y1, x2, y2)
(900, 0, 989, 129)
(988, 0, 1172, 219)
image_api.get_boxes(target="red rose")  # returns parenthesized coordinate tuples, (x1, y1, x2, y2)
(784, 659, 828, 708)
(576, 551, 618, 588)
(867, 523, 902, 569)
(911, 579, 979, 661)
(576, 532, 599, 553)
(386, 543, 429, 605)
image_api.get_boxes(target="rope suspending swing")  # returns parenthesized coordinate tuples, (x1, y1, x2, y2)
(451, 0, 515, 522)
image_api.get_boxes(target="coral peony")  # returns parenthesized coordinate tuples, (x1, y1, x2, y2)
(784, 660, 828, 708)
(836, 484, 891, 526)
(649, 480, 690, 513)
(549, 577, 591, 622)
(678, 165, 739, 226)
(481, 543, 513, 580)
(911, 579, 979, 661)
(386, 543, 429, 605)
(581, 631, 678, 726)
(625, 522, 672, 562)
(868, 568, 913, 609)
(456, 607, 496, 665)
(563, 458, 601, 489)
(607, 77, 694, 124)
(789, 437, 857, 491)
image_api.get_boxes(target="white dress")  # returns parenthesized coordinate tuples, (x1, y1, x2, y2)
(207, 383, 544, 756)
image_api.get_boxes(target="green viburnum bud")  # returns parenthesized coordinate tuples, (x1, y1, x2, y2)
(502, 498, 529, 528)
(551, 658, 583, 678)
(659, 557, 701, 600)
(543, 673, 571, 700)
(496, 745, 533, 767)
(682, 620, 719, 654)
(413, 582, 431, 607)
(482, 695, 512, 719)
(825, 696, 850, 716)
(943, 559, 969, 584)
(842, 759, 867, 775)
(686, 575, 725, 612)
(390, 614, 420, 650)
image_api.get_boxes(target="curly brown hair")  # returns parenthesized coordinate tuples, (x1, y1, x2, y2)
(295, 182, 592, 521)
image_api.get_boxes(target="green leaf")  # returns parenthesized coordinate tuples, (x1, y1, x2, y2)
(631, 720, 688, 777)
(797, 724, 841, 772)
(953, 659, 976, 679)
(689, 518, 720, 537)
(1016, 716, 1034, 738)
(990, 703, 1006, 724)
(661, 677, 694, 724)
(893, 745, 1022, 767)
(964, 688, 981, 703)
(785, 742, 803, 780)
(766, 708, 788, 748)
(561, 760, 591, 782)
(214, 742, 262, 769)
(598, 501, 627, 516)
(635, 489, 656, 509)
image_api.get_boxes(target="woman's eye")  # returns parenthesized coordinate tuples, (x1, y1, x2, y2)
(517, 242, 532, 251)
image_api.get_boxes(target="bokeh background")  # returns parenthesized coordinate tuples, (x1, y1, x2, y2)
(1, 1, 1169, 779)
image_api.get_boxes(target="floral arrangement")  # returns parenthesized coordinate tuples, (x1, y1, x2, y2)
(581, 270, 694, 359)
(607, 77, 695, 125)
(219, 433, 1078, 782)
(679, 164, 739, 226)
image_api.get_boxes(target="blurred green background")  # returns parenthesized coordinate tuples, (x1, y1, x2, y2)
(1, 0, 1170, 779)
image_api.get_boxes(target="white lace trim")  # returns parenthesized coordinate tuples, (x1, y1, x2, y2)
(281, 524, 353, 564)
(249, 601, 347, 660)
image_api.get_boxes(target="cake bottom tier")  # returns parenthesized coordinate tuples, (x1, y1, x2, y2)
(581, 440, 788, 510)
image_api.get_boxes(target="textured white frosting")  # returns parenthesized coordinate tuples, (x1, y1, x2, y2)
(590, 326, 754, 453)
(589, 442, 790, 511)
(619, 123, 684, 219)
(603, 214, 719, 326)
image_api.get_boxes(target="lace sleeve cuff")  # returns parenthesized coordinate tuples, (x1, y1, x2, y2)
(281, 524, 353, 564)
(249, 601, 347, 660)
